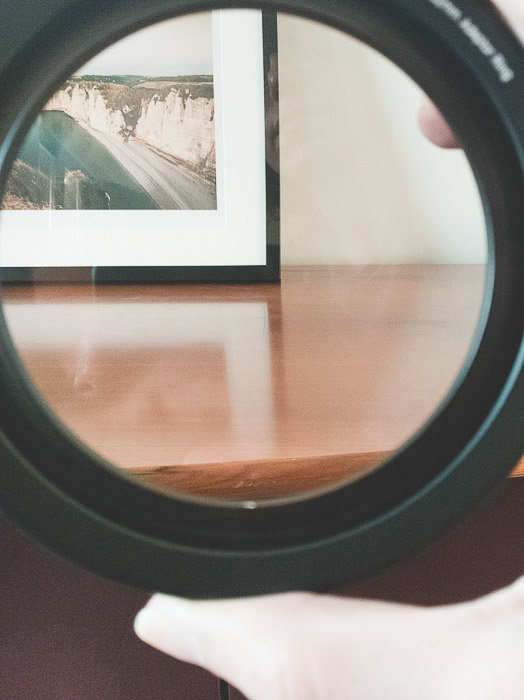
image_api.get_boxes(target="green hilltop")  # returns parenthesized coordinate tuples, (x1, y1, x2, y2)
(75, 74, 213, 86)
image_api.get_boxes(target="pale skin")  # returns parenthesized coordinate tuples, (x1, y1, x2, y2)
(134, 2, 524, 697)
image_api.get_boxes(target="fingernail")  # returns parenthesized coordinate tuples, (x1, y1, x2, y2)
(134, 605, 204, 666)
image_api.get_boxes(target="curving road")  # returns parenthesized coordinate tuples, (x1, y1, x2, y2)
(85, 126, 216, 211)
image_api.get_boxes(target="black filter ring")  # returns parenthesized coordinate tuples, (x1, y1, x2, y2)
(0, 0, 522, 597)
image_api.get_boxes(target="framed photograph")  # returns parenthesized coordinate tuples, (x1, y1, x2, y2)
(0, 10, 280, 283)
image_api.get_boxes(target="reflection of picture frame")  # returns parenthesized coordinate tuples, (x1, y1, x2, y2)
(0, 10, 280, 283)
(5, 297, 274, 465)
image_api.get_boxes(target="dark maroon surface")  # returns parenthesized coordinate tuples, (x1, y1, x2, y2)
(342, 478, 524, 605)
(1, 478, 523, 699)
(0, 516, 217, 699)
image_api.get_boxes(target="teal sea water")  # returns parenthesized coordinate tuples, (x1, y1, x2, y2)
(17, 111, 157, 210)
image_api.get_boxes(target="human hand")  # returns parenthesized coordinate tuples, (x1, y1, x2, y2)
(419, 0, 524, 147)
(134, 576, 524, 699)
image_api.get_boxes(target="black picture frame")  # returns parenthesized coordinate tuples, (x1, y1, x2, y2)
(0, 11, 280, 285)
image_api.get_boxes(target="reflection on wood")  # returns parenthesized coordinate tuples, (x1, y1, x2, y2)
(17, 345, 234, 468)
(130, 451, 390, 499)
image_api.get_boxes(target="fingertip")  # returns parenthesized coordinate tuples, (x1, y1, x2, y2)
(134, 594, 200, 642)
(133, 606, 153, 642)
(133, 605, 170, 650)
(418, 99, 458, 149)
(133, 602, 205, 666)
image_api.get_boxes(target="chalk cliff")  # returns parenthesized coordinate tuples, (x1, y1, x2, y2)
(45, 78, 216, 179)
(135, 89, 215, 176)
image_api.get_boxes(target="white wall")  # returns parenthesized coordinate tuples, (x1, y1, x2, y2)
(278, 15, 487, 264)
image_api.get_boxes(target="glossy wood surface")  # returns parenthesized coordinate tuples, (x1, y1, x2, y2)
(3, 265, 522, 499)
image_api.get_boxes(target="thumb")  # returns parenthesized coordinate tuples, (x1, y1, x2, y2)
(134, 592, 449, 700)
(134, 592, 321, 700)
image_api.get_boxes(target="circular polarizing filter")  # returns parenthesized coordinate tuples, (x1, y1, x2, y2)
(0, 0, 522, 597)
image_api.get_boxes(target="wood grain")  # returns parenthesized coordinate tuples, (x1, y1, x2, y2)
(130, 452, 524, 500)
(5, 264, 519, 501)
(129, 451, 390, 500)
(513, 458, 524, 478)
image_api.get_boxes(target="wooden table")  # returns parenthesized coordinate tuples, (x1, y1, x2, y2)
(3, 265, 522, 500)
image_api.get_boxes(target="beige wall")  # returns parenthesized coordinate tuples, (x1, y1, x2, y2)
(278, 15, 487, 265)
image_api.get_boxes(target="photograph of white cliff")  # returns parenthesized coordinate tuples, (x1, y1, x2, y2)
(2, 13, 217, 211)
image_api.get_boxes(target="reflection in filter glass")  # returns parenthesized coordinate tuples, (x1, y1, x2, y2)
(1, 11, 487, 502)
